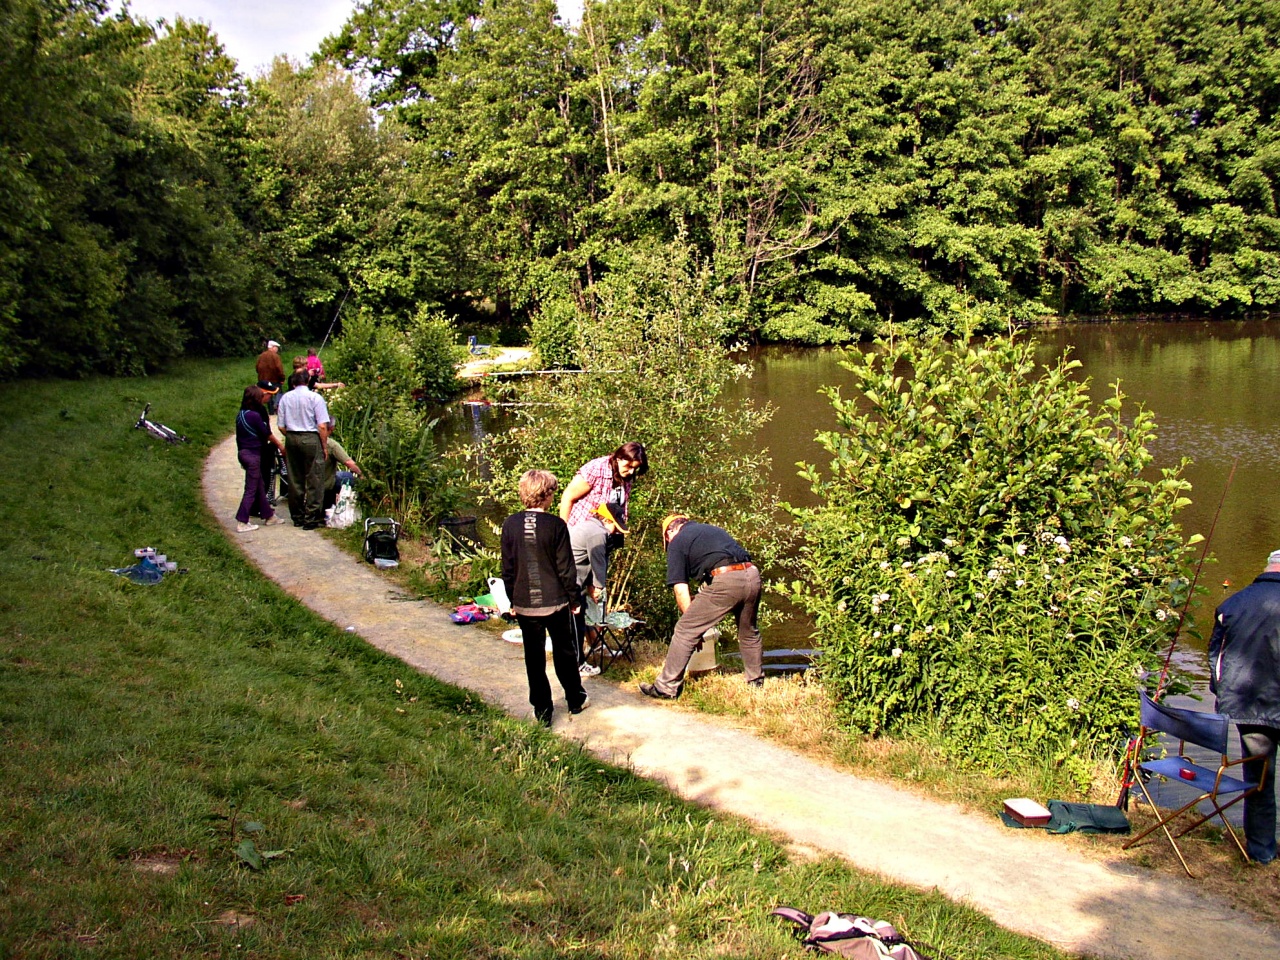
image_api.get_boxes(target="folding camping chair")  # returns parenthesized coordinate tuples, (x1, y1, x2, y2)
(1122, 688, 1269, 877)
(584, 595, 643, 672)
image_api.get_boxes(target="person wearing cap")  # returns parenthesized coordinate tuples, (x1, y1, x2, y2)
(322, 425, 362, 513)
(256, 340, 286, 414)
(640, 514, 764, 700)
(569, 500, 627, 676)
(1208, 548, 1280, 864)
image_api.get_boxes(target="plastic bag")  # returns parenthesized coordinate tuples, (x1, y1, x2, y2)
(328, 483, 358, 529)
(486, 576, 512, 615)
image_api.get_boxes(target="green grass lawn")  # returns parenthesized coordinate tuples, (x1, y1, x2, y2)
(0, 360, 1068, 959)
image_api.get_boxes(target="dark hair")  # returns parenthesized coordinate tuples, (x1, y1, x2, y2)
(241, 385, 267, 414)
(610, 441, 649, 483)
(289, 371, 309, 388)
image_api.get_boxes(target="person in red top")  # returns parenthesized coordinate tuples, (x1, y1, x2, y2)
(305, 348, 325, 380)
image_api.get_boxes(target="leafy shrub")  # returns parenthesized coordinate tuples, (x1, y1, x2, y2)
(326, 309, 468, 534)
(785, 332, 1198, 778)
(485, 242, 784, 638)
(529, 293, 581, 370)
(325, 309, 417, 401)
(408, 306, 462, 399)
(349, 404, 467, 534)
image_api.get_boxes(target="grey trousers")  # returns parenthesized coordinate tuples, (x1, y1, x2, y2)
(284, 431, 325, 526)
(654, 566, 763, 696)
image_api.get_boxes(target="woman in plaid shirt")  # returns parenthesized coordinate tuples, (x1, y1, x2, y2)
(558, 441, 649, 529)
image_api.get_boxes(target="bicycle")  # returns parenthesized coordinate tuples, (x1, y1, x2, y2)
(134, 403, 188, 444)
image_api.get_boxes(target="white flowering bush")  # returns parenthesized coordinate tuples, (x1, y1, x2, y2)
(785, 334, 1199, 777)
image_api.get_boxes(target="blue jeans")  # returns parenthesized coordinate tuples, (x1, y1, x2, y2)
(1238, 725, 1279, 864)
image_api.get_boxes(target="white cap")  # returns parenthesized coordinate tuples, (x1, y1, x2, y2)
(1268, 549, 1280, 565)
(267, 339, 281, 349)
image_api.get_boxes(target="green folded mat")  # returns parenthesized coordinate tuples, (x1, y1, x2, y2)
(1000, 800, 1130, 834)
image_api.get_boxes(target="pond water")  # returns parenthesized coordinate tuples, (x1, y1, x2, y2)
(727, 319, 1280, 672)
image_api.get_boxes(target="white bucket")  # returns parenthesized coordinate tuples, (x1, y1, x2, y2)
(688, 627, 719, 674)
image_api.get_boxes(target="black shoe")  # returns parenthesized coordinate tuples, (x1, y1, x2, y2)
(535, 710, 553, 728)
(747, 677, 765, 688)
(302, 521, 321, 530)
(569, 696, 590, 715)
(639, 682, 677, 701)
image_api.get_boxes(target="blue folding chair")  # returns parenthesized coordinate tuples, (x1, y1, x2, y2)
(1122, 688, 1268, 876)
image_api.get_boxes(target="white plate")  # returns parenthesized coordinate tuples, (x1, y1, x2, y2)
(501, 628, 553, 653)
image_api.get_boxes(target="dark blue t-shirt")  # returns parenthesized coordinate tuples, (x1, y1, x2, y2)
(665, 522, 750, 586)
(235, 409, 271, 454)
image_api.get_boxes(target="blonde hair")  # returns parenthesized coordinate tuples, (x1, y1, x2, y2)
(518, 469, 558, 509)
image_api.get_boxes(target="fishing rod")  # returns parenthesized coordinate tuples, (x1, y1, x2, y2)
(318, 287, 351, 355)
(1117, 455, 1239, 809)
(1153, 454, 1238, 700)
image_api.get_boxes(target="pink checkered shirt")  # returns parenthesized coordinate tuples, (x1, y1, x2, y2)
(567, 455, 630, 527)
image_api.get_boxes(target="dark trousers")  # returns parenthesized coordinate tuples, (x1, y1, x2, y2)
(655, 566, 763, 696)
(1239, 724, 1279, 863)
(284, 431, 325, 526)
(517, 607, 586, 723)
(235, 449, 275, 524)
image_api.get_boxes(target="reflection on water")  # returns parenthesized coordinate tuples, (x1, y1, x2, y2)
(729, 320, 1280, 669)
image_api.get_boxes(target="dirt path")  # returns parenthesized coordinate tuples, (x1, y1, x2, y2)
(205, 437, 1280, 960)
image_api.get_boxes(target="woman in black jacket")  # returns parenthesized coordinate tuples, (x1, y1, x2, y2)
(501, 470, 589, 726)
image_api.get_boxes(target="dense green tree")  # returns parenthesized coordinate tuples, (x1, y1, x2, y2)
(242, 58, 442, 340)
(0, 2, 260, 375)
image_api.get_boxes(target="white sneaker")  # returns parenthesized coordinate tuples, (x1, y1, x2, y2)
(236, 522, 259, 533)
(579, 662, 601, 677)
(263, 516, 285, 526)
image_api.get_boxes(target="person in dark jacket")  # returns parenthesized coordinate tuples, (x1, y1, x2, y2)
(640, 514, 764, 701)
(501, 470, 589, 727)
(1209, 548, 1280, 864)
(234, 385, 286, 532)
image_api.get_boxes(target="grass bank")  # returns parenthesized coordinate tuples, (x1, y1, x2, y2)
(0, 361, 1066, 958)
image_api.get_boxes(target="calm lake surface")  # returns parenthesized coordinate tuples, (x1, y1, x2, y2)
(727, 319, 1280, 670)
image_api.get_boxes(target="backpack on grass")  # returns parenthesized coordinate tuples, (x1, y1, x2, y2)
(363, 517, 401, 565)
(772, 907, 935, 960)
